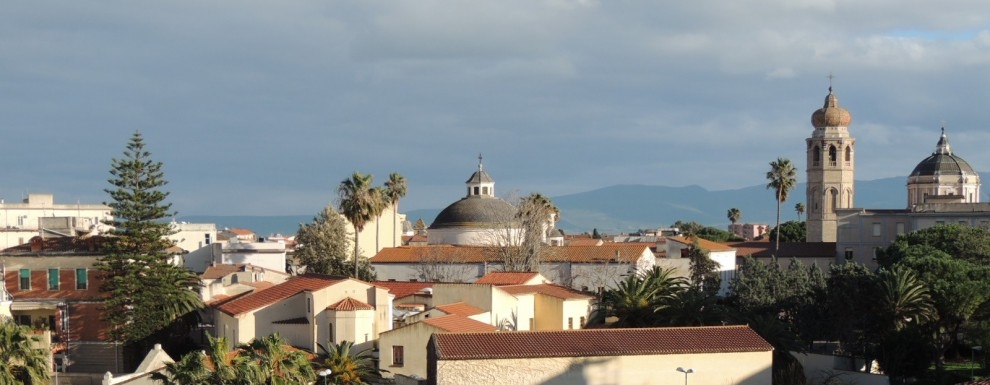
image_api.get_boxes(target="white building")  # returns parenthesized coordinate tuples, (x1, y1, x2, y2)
(0, 194, 112, 249)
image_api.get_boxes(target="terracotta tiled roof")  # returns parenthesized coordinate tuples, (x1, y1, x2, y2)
(201, 264, 247, 280)
(498, 284, 593, 300)
(215, 274, 348, 316)
(727, 241, 836, 259)
(475, 272, 541, 286)
(243, 281, 275, 291)
(423, 315, 498, 333)
(668, 236, 736, 252)
(228, 228, 255, 236)
(430, 325, 772, 360)
(370, 244, 650, 264)
(328, 297, 374, 311)
(372, 281, 435, 299)
(435, 302, 485, 317)
(2, 236, 109, 254)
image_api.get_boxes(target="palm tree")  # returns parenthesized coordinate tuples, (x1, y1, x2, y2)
(727, 207, 741, 225)
(594, 266, 687, 327)
(319, 340, 381, 385)
(153, 350, 208, 385)
(795, 202, 805, 221)
(876, 266, 935, 332)
(766, 157, 797, 254)
(383, 172, 408, 248)
(0, 321, 50, 384)
(153, 335, 256, 385)
(338, 172, 386, 279)
(241, 333, 315, 385)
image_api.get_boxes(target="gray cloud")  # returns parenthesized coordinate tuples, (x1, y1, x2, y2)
(3, 1, 990, 216)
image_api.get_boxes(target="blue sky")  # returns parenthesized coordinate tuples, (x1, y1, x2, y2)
(3, 1, 990, 216)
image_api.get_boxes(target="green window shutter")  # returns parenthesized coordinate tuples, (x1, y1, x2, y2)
(48, 268, 59, 290)
(19, 269, 31, 290)
(76, 268, 88, 290)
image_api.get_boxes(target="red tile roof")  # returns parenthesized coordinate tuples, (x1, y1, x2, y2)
(567, 239, 603, 246)
(423, 315, 498, 333)
(435, 302, 485, 317)
(475, 272, 541, 286)
(328, 297, 374, 311)
(498, 284, 593, 300)
(430, 325, 772, 360)
(228, 228, 255, 236)
(372, 281, 436, 299)
(215, 274, 348, 316)
(370, 244, 650, 264)
(243, 281, 275, 291)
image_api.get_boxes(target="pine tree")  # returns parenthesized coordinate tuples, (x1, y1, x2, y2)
(295, 204, 354, 276)
(96, 131, 202, 344)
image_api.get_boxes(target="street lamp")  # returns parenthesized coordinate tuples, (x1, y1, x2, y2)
(318, 369, 332, 385)
(973, 346, 983, 380)
(676, 367, 694, 385)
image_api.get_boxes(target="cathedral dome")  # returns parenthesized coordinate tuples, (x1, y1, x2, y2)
(429, 196, 518, 229)
(909, 129, 978, 178)
(811, 88, 852, 128)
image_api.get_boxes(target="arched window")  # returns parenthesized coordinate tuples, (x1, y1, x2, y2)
(826, 188, 837, 213)
(845, 146, 852, 162)
(828, 146, 837, 166)
(813, 146, 821, 166)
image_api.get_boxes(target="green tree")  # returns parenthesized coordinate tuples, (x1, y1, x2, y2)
(794, 202, 805, 221)
(766, 157, 797, 254)
(686, 240, 721, 297)
(727, 207, 741, 226)
(241, 333, 316, 385)
(320, 340, 381, 385)
(383, 172, 408, 248)
(152, 350, 208, 385)
(768, 220, 806, 243)
(295, 204, 352, 276)
(337, 172, 385, 280)
(672, 220, 705, 237)
(96, 132, 203, 344)
(879, 223, 990, 267)
(897, 251, 990, 372)
(694, 226, 744, 243)
(592, 228, 601, 239)
(0, 321, 51, 384)
(825, 263, 878, 367)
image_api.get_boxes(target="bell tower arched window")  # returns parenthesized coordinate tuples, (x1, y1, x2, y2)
(828, 146, 837, 166)
(813, 146, 821, 166)
(844, 146, 851, 163)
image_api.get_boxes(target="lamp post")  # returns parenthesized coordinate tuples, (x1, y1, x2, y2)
(676, 367, 694, 385)
(318, 369, 332, 385)
(973, 346, 983, 380)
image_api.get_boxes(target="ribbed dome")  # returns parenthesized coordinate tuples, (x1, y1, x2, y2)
(429, 196, 518, 229)
(811, 89, 852, 128)
(910, 129, 977, 177)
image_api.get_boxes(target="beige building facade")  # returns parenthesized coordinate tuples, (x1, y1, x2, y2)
(0, 194, 113, 249)
(806, 87, 856, 242)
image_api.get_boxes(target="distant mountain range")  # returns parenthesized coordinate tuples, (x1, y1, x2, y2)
(185, 176, 911, 237)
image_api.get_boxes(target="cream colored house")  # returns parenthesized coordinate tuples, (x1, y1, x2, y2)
(378, 315, 497, 381)
(370, 244, 655, 290)
(198, 263, 289, 303)
(427, 325, 773, 385)
(0, 194, 113, 249)
(665, 236, 737, 295)
(213, 274, 391, 352)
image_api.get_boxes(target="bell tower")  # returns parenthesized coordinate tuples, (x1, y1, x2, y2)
(806, 85, 855, 242)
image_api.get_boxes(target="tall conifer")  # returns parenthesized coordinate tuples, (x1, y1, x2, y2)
(97, 131, 202, 344)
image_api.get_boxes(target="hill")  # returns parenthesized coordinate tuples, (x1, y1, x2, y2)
(185, 176, 907, 236)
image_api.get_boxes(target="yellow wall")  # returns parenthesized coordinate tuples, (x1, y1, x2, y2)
(435, 351, 772, 385)
(378, 322, 442, 379)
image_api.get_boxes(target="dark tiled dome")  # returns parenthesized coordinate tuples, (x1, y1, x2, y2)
(910, 130, 977, 177)
(429, 196, 518, 229)
(811, 88, 852, 128)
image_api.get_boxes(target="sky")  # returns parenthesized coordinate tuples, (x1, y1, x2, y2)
(4, 1, 990, 217)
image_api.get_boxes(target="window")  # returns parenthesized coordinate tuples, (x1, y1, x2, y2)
(48, 268, 59, 290)
(580, 317, 586, 328)
(16, 315, 31, 326)
(844, 249, 854, 261)
(845, 146, 852, 162)
(813, 146, 821, 166)
(568, 317, 574, 329)
(896, 223, 905, 235)
(307, 298, 312, 313)
(204, 233, 211, 245)
(482, 187, 488, 195)
(392, 346, 404, 366)
(473, 186, 479, 195)
(872, 223, 882, 237)
(19, 269, 30, 290)
(76, 269, 88, 290)
(329, 323, 334, 343)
